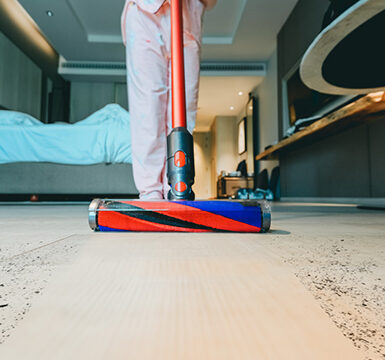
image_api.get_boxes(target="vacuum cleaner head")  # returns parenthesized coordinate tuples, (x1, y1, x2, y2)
(89, 199, 271, 233)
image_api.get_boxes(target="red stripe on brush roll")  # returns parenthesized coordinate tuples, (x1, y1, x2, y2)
(98, 210, 211, 232)
(120, 201, 261, 232)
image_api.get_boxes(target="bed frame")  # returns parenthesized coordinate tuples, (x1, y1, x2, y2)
(0, 105, 138, 200)
(0, 162, 138, 201)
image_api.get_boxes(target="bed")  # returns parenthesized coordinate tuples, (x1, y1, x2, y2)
(0, 104, 138, 200)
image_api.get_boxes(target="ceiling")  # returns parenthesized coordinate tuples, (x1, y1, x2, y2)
(18, 0, 298, 128)
(19, 0, 298, 62)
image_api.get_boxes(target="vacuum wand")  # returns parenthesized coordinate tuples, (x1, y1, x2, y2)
(171, 0, 187, 129)
(167, 0, 195, 200)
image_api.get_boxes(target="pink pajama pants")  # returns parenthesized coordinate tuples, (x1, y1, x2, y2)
(123, 0, 205, 199)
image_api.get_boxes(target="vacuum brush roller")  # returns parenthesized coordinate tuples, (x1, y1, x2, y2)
(88, 199, 271, 233)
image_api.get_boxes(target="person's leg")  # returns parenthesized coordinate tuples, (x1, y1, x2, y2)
(161, 0, 205, 197)
(161, 66, 172, 198)
(125, 3, 169, 200)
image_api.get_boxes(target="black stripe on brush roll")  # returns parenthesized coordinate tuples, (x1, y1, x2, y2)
(107, 201, 227, 231)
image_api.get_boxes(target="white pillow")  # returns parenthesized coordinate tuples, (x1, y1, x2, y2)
(0, 110, 42, 126)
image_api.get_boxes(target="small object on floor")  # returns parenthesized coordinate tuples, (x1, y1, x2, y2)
(0, 304, 8, 308)
(235, 188, 274, 201)
(30, 195, 39, 202)
(89, 199, 271, 233)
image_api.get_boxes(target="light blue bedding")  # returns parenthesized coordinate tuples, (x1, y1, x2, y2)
(0, 104, 132, 165)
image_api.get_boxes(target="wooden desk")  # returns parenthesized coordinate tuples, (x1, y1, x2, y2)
(256, 92, 385, 161)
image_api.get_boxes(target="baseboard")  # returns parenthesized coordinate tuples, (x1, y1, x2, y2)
(280, 197, 385, 207)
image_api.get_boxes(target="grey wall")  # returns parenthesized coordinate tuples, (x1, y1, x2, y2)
(280, 124, 368, 197)
(0, 32, 42, 118)
(255, 50, 279, 174)
(70, 82, 128, 123)
(276, 0, 385, 199)
(115, 83, 128, 110)
(0, 0, 60, 82)
(280, 119, 385, 198)
(369, 118, 385, 197)
(213, 116, 238, 175)
(0, 0, 68, 123)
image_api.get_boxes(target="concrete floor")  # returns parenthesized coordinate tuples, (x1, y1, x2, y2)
(0, 203, 384, 359)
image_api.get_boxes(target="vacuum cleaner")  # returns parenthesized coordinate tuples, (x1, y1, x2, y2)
(88, 0, 271, 233)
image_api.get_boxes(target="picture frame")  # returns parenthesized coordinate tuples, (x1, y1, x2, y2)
(238, 117, 247, 155)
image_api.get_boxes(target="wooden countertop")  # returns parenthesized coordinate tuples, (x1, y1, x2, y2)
(256, 92, 385, 161)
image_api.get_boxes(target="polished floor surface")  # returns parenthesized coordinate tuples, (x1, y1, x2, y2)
(0, 203, 384, 359)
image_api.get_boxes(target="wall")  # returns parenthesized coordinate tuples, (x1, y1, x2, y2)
(193, 132, 212, 199)
(369, 118, 385, 197)
(255, 50, 279, 174)
(213, 116, 238, 175)
(210, 119, 217, 198)
(234, 112, 254, 174)
(208, 115, 250, 198)
(280, 118, 385, 198)
(209, 116, 238, 199)
(280, 125, 371, 197)
(70, 82, 128, 123)
(0, 0, 69, 123)
(0, 32, 42, 118)
(276, 0, 385, 199)
(115, 83, 128, 110)
(207, 111, 260, 198)
(0, 0, 59, 82)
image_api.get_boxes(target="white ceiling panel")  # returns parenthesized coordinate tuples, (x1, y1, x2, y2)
(67, 0, 123, 37)
(19, 0, 126, 61)
(67, 0, 124, 44)
(202, 0, 247, 44)
(18, 0, 298, 62)
(201, 0, 299, 61)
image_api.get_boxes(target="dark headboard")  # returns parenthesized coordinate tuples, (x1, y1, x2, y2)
(0, 105, 9, 110)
